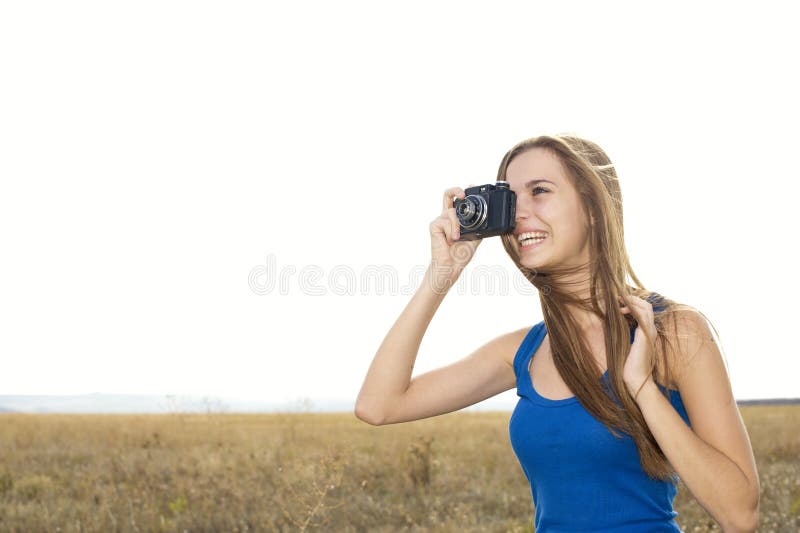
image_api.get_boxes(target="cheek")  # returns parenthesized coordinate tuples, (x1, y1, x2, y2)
(538, 205, 562, 229)
(551, 209, 585, 244)
(516, 196, 534, 213)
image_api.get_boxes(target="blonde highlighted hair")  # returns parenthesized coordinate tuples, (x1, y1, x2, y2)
(499, 134, 721, 480)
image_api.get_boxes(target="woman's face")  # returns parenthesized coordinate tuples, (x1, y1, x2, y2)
(505, 147, 593, 272)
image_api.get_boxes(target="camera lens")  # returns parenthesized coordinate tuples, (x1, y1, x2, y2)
(456, 195, 488, 230)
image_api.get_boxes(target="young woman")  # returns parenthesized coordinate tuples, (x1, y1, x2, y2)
(355, 134, 760, 532)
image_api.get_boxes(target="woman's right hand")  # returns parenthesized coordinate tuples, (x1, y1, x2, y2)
(428, 186, 483, 287)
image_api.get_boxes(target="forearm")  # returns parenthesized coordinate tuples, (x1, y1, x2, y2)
(635, 380, 758, 532)
(354, 264, 454, 423)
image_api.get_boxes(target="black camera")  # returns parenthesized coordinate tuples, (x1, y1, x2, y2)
(453, 181, 516, 240)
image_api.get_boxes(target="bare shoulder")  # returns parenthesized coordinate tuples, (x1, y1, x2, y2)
(658, 306, 718, 386)
(484, 325, 533, 368)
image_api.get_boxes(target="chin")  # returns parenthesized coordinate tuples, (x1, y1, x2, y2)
(519, 256, 546, 272)
(514, 243, 553, 272)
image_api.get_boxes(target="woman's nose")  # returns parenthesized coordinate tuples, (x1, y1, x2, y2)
(515, 202, 529, 222)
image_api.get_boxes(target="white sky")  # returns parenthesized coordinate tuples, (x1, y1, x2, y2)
(1, 1, 798, 407)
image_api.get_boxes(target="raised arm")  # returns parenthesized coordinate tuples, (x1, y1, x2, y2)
(354, 185, 521, 425)
(354, 265, 525, 425)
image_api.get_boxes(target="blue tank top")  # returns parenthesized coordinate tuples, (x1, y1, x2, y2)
(508, 320, 692, 532)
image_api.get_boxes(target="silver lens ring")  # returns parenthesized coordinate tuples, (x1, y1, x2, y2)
(456, 194, 488, 230)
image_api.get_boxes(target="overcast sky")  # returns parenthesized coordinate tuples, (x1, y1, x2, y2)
(1, 1, 797, 408)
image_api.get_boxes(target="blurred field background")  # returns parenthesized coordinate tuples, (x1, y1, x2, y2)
(0, 405, 797, 532)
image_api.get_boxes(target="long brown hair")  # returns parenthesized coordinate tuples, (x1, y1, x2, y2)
(499, 134, 720, 480)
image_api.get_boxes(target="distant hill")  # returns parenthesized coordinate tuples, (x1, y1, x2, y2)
(0, 394, 355, 414)
(0, 394, 796, 414)
(736, 398, 800, 406)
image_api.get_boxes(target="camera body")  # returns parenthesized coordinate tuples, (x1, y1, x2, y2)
(453, 181, 516, 240)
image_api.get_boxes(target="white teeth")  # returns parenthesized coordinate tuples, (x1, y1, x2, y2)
(517, 232, 548, 245)
(520, 238, 545, 246)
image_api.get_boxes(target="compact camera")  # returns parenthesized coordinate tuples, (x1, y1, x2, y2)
(453, 181, 516, 240)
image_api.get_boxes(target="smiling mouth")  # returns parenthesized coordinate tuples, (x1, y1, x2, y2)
(517, 232, 548, 247)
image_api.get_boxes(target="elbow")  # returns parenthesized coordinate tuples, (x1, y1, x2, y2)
(728, 509, 758, 533)
(739, 477, 761, 532)
(354, 402, 386, 426)
(738, 498, 760, 533)
(725, 494, 760, 532)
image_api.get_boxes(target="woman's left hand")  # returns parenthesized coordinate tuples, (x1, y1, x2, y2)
(619, 295, 657, 400)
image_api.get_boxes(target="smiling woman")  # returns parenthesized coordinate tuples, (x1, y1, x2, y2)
(355, 134, 760, 532)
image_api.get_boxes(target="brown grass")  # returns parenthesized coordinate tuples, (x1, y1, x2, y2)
(0, 405, 797, 531)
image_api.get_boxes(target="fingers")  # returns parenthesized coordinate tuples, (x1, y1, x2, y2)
(429, 216, 447, 239)
(429, 215, 458, 245)
(447, 208, 460, 241)
(618, 295, 653, 321)
(620, 295, 653, 313)
(442, 187, 465, 212)
(620, 295, 657, 338)
(442, 187, 466, 241)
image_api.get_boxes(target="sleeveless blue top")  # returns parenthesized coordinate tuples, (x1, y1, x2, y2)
(509, 320, 692, 532)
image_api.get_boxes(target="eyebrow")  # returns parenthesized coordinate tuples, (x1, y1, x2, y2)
(524, 178, 557, 188)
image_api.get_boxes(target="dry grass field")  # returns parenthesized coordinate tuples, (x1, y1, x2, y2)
(0, 405, 797, 532)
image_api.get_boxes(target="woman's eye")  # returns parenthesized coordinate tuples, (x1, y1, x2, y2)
(532, 187, 549, 196)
